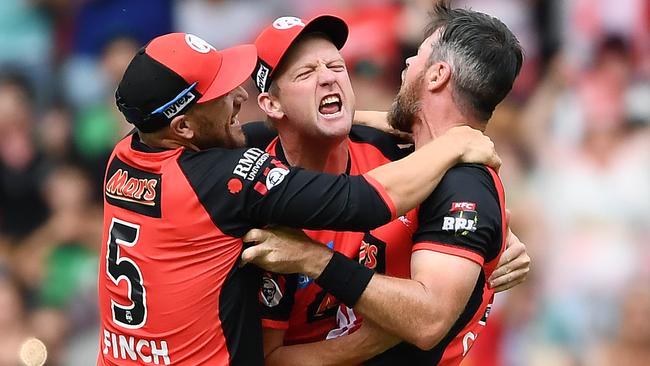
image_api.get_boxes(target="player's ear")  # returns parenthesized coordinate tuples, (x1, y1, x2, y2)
(425, 61, 451, 92)
(258, 92, 285, 120)
(169, 114, 194, 140)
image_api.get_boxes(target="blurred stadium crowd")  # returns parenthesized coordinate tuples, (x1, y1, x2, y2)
(0, 0, 648, 365)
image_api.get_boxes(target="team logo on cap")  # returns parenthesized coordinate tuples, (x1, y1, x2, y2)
(185, 34, 216, 54)
(273, 16, 305, 30)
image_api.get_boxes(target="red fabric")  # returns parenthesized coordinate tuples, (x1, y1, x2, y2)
(98, 138, 236, 365)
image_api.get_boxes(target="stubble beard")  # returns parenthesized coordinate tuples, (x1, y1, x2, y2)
(387, 72, 424, 133)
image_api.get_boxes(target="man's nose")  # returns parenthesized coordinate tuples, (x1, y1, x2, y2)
(317, 66, 336, 86)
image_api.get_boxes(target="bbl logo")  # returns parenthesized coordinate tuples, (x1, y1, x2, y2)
(442, 201, 478, 236)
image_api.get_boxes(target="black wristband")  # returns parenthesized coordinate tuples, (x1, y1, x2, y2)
(315, 251, 375, 307)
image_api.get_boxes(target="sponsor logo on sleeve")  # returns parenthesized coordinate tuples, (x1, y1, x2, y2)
(227, 178, 243, 194)
(231, 148, 270, 181)
(442, 202, 478, 236)
(265, 167, 289, 190)
(105, 157, 161, 218)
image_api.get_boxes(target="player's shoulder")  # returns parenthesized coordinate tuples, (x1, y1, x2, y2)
(179, 146, 272, 180)
(440, 163, 494, 187)
(349, 125, 409, 161)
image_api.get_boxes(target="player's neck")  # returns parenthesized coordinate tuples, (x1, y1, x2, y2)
(280, 134, 349, 174)
(413, 98, 484, 149)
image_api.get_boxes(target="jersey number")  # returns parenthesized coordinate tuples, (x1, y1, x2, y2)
(107, 218, 147, 328)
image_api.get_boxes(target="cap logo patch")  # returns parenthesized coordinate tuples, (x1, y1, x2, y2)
(185, 34, 216, 54)
(162, 91, 195, 118)
(256, 64, 270, 92)
(273, 16, 305, 30)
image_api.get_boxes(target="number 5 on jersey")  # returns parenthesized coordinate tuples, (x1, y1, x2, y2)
(107, 218, 147, 329)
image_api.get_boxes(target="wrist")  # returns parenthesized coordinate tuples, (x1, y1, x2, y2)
(315, 252, 375, 307)
(303, 246, 334, 278)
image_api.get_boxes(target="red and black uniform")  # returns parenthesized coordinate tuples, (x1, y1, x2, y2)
(253, 125, 411, 345)
(363, 164, 507, 366)
(245, 123, 506, 365)
(97, 132, 397, 366)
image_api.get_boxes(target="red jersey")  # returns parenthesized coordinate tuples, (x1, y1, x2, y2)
(361, 164, 507, 366)
(245, 123, 506, 365)
(257, 125, 408, 344)
(97, 133, 396, 366)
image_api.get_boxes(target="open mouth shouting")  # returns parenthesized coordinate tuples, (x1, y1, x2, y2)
(318, 93, 342, 119)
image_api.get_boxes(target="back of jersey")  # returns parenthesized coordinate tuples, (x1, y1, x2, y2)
(97, 136, 261, 366)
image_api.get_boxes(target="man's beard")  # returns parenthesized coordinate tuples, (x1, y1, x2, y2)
(387, 73, 423, 133)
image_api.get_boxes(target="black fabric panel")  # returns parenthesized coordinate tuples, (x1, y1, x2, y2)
(412, 164, 502, 262)
(178, 147, 392, 238)
(259, 273, 299, 322)
(242, 121, 278, 150)
(219, 258, 264, 366)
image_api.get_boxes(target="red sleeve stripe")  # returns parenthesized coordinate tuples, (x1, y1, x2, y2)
(261, 319, 289, 330)
(362, 173, 397, 220)
(413, 241, 485, 266)
(486, 167, 507, 268)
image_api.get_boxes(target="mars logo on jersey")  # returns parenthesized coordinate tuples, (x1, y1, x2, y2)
(442, 201, 478, 236)
(105, 157, 162, 218)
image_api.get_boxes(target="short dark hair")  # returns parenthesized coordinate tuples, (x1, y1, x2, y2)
(425, 2, 523, 121)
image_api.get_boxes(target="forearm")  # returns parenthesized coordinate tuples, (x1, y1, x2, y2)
(265, 325, 399, 366)
(352, 275, 450, 350)
(365, 135, 460, 216)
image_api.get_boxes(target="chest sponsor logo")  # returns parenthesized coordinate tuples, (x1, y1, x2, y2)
(358, 234, 386, 273)
(105, 158, 161, 217)
(232, 148, 270, 181)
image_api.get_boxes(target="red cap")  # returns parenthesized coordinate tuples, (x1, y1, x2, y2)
(116, 33, 257, 132)
(252, 15, 348, 92)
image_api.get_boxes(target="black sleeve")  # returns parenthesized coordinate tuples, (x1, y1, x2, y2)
(179, 147, 393, 237)
(412, 164, 503, 264)
(242, 121, 278, 149)
(259, 272, 298, 325)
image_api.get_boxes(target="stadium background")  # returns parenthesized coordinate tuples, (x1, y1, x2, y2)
(0, 0, 648, 365)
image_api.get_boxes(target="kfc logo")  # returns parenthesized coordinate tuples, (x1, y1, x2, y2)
(451, 202, 477, 212)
